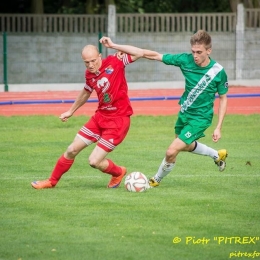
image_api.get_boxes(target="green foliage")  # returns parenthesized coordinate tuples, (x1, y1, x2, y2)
(115, 0, 144, 13)
(44, 0, 86, 14)
(0, 115, 260, 260)
(0, 0, 232, 14)
(175, 0, 231, 13)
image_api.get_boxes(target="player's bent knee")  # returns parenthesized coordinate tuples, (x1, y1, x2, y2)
(88, 156, 100, 169)
(66, 144, 80, 158)
(88, 160, 99, 169)
(166, 148, 177, 158)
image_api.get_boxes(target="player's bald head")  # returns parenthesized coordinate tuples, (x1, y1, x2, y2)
(81, 45, 99, 59)
(81, 45, 102, 73)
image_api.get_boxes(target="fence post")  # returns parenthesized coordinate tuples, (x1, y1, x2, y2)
(98, 32, 103, 54)
(3, 32, 9, 92)
(107, 4, 116, 56)
(236, 4, 245, 80)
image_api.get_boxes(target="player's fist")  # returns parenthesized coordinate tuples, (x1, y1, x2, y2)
(59, 111, 73, 122)
(212, 128, 221, 142)
(99, 36, 114, 48)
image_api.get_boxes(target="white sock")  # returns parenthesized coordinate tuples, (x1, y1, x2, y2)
(154, 158, 175, 183)
(191, 141, 218, 160)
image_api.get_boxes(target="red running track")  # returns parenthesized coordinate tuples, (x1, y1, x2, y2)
(0, 86, 259, 116)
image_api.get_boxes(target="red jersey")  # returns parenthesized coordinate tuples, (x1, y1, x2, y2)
(84, 54, 134, 117)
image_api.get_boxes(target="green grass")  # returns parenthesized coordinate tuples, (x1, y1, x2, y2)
(0, 114, 260, 260)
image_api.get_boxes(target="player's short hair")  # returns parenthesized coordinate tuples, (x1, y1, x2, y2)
(190, 30, 212, 49)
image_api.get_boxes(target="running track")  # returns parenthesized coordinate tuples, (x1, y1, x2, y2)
(0, 86, 260, 116)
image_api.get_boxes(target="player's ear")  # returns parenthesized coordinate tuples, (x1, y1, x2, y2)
(116, 51, 124, 60)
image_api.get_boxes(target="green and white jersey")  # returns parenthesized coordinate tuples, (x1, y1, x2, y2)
(162, 53, 228, 118)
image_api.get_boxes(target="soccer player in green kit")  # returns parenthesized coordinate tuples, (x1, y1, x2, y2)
(100, 30, 228, 187)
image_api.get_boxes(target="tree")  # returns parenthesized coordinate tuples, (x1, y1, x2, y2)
(229, 0, 260, 12)
(243, 0, 260, 8)
(1, 0, 260, 14)
(31, 0, 44, 13)
(115, 0, 231, 13)
(86, 0, 97, 14)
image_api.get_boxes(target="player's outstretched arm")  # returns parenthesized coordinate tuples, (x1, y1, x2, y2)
(142, 49, 163, 61)
(99, 36, 163, 62)
(59, 88, 91, 122)
(212, 93, 227, 142)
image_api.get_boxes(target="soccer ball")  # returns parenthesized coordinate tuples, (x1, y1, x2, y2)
(124, 172, 149, 192)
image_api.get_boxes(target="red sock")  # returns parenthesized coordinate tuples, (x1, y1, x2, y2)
(102, 159, 122, 177)
(49, 154, 74, 186)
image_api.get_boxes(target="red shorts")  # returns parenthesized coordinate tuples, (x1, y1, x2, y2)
(78, 112, 131, 152)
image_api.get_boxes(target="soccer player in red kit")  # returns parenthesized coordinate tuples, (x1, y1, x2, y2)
(31, 45, 142, 189)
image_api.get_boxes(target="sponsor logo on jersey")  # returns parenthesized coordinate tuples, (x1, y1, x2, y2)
(184, 131, 192, 138)
(103, 93, 112, 103)
(97, 77, 110, 93)
(181, 63, 223, 113)
(225, 82, 228, 88)
(183, 68, 193, 72)
(105, 65, 114, 74)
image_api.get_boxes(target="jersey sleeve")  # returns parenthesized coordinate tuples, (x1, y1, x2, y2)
(84, 69, 94, 93)
(122, 53, 133, 66)
(84, 83, 93, 93)
(217, 69, 229, 95)
(162, 53, 189, 67)
(110, 53, 133, 67)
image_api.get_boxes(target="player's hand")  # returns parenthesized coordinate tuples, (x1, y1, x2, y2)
(59, 111, 73, 122)
(99, 36, 114, 48)
(212, 128, 221, 142)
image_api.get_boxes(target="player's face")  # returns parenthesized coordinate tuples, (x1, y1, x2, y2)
(82, 52, 102, 73)
(191, 44, 211, 67)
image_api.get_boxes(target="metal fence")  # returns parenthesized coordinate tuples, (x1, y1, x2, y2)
(0, 14, 107, 33)
(245, 8, 260, 27)
(116, 13, 237, 33)
(0, 7, 259, 86)
(1, 10, 259, 34)
(4, 11, 259, 34)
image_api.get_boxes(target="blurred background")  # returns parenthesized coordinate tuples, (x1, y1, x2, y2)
(0, 0, 259, 87)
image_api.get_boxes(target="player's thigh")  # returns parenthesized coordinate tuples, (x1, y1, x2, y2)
(77, 115, 101, 145)
(67, 135, 88, 154)
(88, 145, 109, 166)
(178, 119, 210, 145)
(164, 137, 188, 160)
(98, 116, 130, 152)
(168, 137, 188, 152)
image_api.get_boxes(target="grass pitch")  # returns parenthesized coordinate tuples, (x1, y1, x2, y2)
(0, 114, 260, 260)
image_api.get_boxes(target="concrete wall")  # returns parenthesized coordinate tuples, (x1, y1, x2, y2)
(0, 33, 99, 85)
(0, 30, 259, 87)
(0, 31, 250, 85)
(0, 4, 259, 89)
(115, 32, 236, 82)
(242, 29, 260, 79)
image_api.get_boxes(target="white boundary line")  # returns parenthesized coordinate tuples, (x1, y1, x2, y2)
(1, 175, 259, 180)
(1, 79, 260, 92)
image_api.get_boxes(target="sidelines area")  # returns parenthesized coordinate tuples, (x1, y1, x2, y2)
(0, 86, 260, 116)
